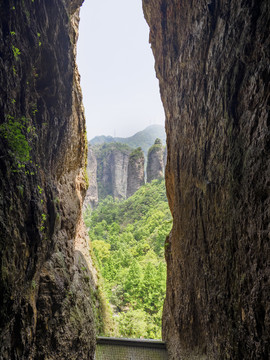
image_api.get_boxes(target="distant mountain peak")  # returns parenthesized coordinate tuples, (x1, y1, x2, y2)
(89, 124, 166, 156)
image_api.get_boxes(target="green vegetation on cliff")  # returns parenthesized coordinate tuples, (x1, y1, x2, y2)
(0, 115, 36, 169)
(93, 142, 132, 157)
(84, 179, 172, 339)
(129, 147, 144, 162)
(147, 138, 164, 157)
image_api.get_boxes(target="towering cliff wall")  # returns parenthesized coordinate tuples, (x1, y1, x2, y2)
(143, 0, 270, 359)
(147, 138, 164, 183)
(94, 143, 132, 200)
(85, 145, 98, 208)
(127, 147, 145, 198)
(0, 1, 97, 359)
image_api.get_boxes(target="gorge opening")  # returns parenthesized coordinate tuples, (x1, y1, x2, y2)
(77, 0, 170, 341)
(0, 1, 268, 359)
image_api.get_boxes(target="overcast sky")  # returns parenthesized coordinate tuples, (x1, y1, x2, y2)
(77, 0, 165, 140)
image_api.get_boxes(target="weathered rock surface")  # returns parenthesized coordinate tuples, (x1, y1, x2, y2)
(147, 138, 164, 182)
(84, 145, 98, 208)
(94, 143, 132, 200)
(127, 147, 145, 198)
(0, 1, 97, 359)
(143, 0, 270, 359)
(87, 132, 167, 204)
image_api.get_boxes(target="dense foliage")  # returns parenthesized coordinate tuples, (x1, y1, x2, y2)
(84, 179, 172, 339)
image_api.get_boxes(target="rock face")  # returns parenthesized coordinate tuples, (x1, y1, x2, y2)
(0, 1, 97, 359)
(143, 1, 270, 359)
(147, 138, 164, 182)
(86, 144, 146, 203)
(95, 143, 132, 200)
(127, 147, 145, 198)
(87, 133, 168, 204)
(85, 145, 98, 208)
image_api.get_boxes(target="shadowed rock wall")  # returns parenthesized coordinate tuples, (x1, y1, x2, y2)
(143, 0, 270, 359)
(0, 1, 97, 359)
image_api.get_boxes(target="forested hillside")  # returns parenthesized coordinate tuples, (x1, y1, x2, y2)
(84, 179, 172, 339)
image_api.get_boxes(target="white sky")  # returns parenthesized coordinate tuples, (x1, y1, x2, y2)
(77, 0, 165, 139)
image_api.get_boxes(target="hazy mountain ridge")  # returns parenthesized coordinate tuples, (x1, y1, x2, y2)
(89, 124, 166, 157)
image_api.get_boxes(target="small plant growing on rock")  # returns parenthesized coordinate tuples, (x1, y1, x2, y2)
(31, 280, 37, 289)
(12, 45, 21, 61)
(0, 115, 33, 164)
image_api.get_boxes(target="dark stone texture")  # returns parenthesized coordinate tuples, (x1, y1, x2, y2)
(0, 1, 97, 359)
(143, 0, 270, 359)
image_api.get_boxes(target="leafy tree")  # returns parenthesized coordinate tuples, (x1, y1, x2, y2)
(117, 309, 147, 338)
(123, 260, 142, 306)
(84, 179, 172, 339)
(92, 240, 110, 264)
